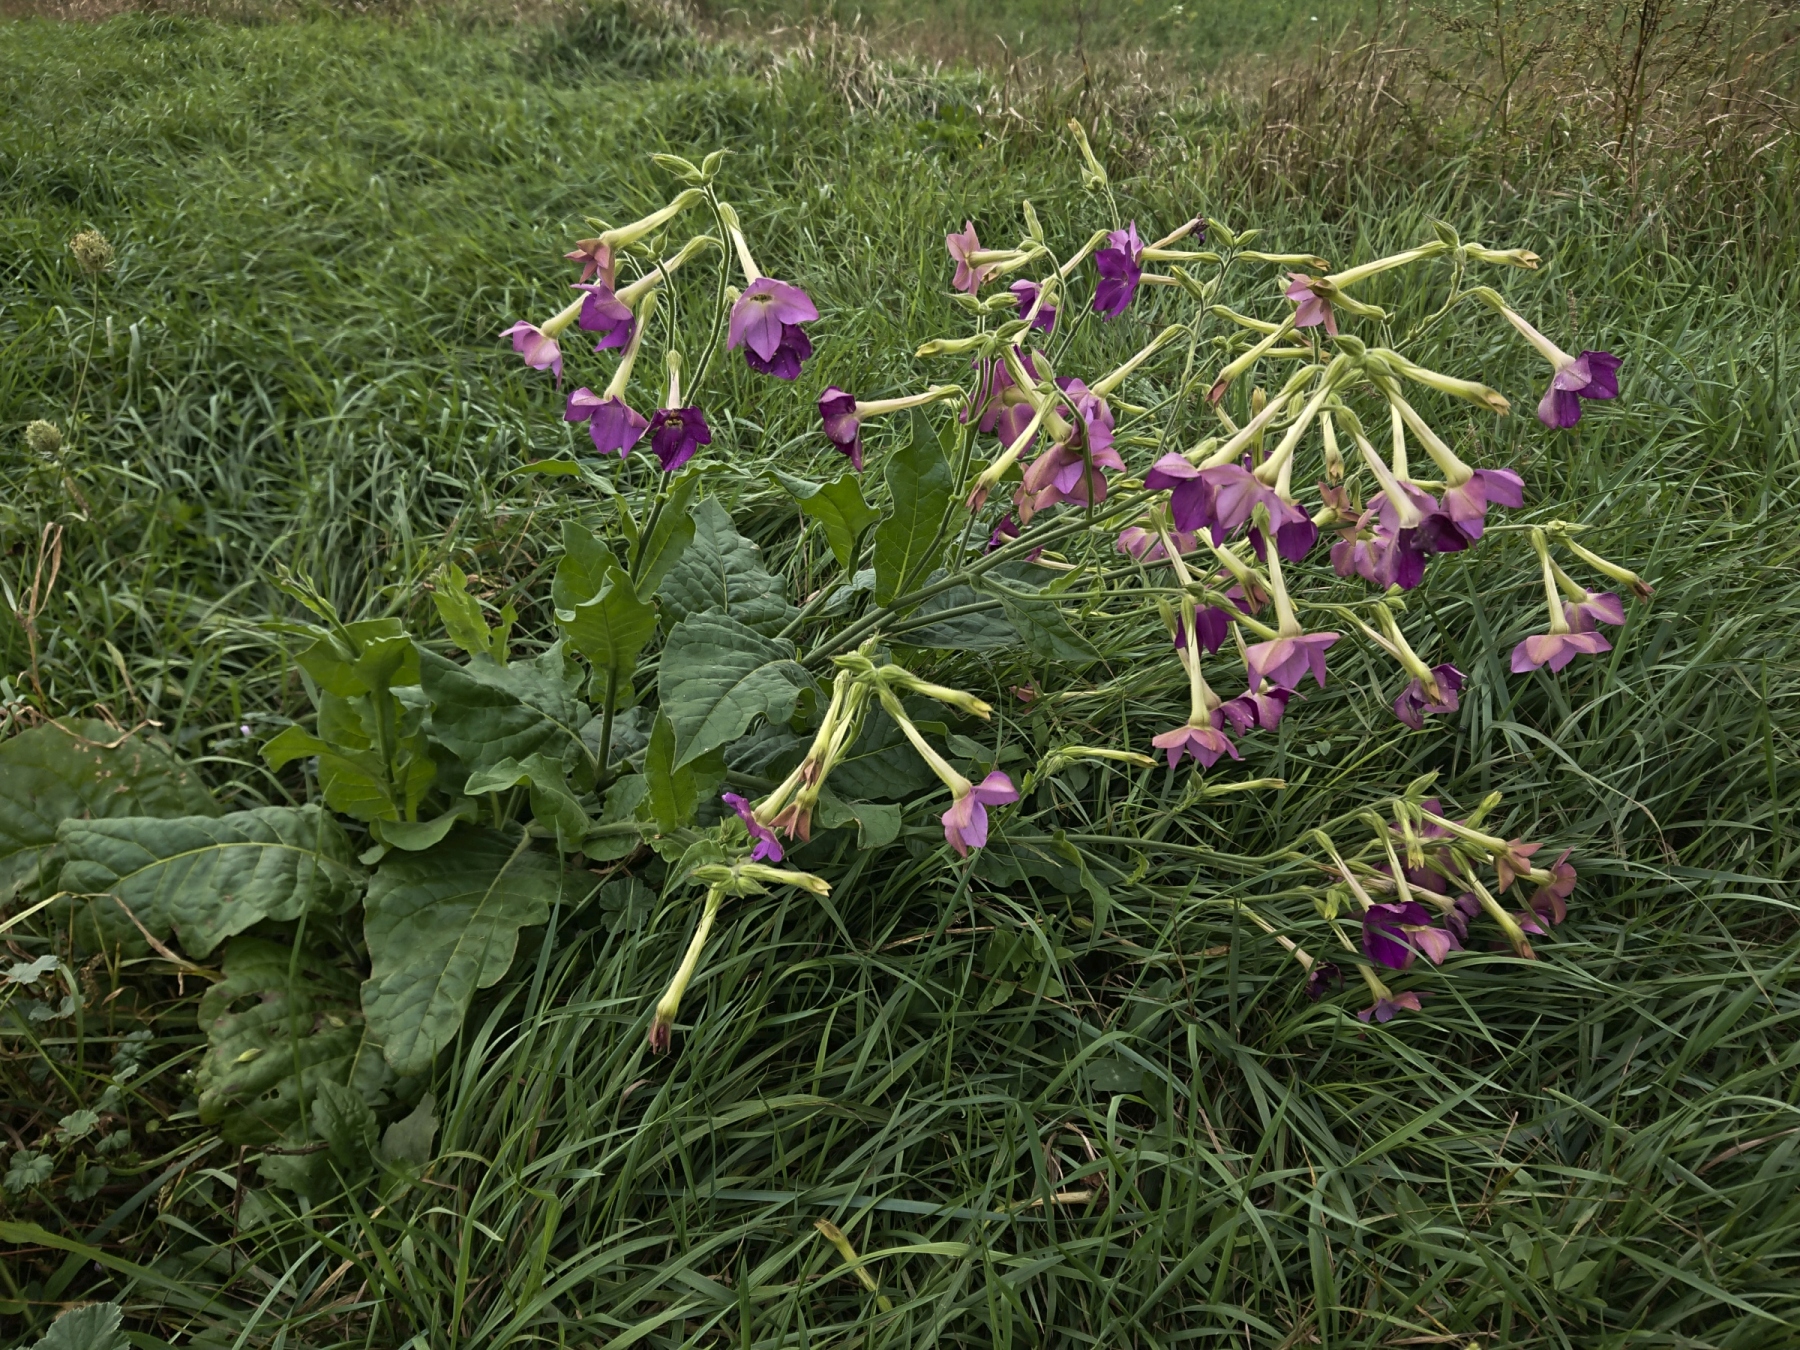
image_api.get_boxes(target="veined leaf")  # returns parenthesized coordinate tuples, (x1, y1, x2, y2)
(643, 712, 728, 833)
(658, 498, 794, 636)
(464, 753, 589, 852)
(657, 613, 812, 768)
(553, 526, 657, 698)
(635, 467, 700, 595)
(56, 805, 362, 958)
(978, 579, 1100, 662)
(420, 645, 591, 777)
(0, 720, 218, 903)
(432, 564, 514, 664)
(194, 936, 390, 1147)
(873, 408, 953, 604)
(769, 469, 882, 574)
(360, 828, 561, 1074)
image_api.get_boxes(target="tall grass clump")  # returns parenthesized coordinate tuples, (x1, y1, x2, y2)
(2, 2, 1798, 1347)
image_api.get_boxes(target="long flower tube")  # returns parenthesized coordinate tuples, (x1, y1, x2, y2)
(1253, 356, 1351, 488)
(1195, 364, 1321, 469)
(649, 883, 726, 1053)
(596, 188, 705, 254)
(1553, 530, 1655, 599)
(1209, 319, 1298, 404)
(1089, 326, 1188, 397)
(1511, 528, 1612, 673)
(1460, 869, 1537, 958)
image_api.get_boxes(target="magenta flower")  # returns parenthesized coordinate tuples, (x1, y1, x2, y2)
(1358, 990, 1423, 1023)
(941, 770, 1018, 856)
(1011, 278, 1056, 333)
(1538, 350, 1622, 429)
(565, 238, 615, 285)
(1393, 663, 1464, 731)
(502, 321, 562, 383)
(1510, 630, 1611, 674)
(1020, 437, 1125, 510)
(1285, 274, 1337, 336)
(1151, 719, 1241, 770)
(565, 390, 647, 458)
(988, 515, 1020, 552)
(1215, 685, 1291, 735)
(818, 386, 862, 470)
(1305, 962, 1343, 1001)
(1145, 453, 1218, 540)
(1201, 464, 1315, 560)
(647, 406, 711, 472)
(1441, 468, 1524, 541)
(1093, 223, 1144, 318)
(969, 350, 1039, 435)
(1244, 632, 1340, 691)
(728, 278, 819, 379)
(946, 221, 993, 294)
(1564, 590, 1626, 633)
(1362, 901, 1457, 968)
(722, 792, 783, 863)
(574, 282, 635, 350)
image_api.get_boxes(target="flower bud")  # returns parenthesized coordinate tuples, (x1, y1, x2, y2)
(1462, 243, 1541, 269)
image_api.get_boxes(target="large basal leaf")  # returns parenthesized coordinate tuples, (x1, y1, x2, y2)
(657, 497, 794, 636)
(194, 936, 390, 1147)
(823, 704, 941, 802)
(769, 468, 882, 574)
(56, 805, 362, 958)
(872, 409, 953, 605)
(0, 720, 219, 903)
(553, 524, 657, 700)
(657, 613, 812, 769)
(360, 827, 561, 1075)
(897, 577, 1021, 651)
(642, 712, 728, 833)
(419, 645, 590, 777)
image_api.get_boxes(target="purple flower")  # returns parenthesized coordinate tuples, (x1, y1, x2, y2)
(728, 278, 819, 379)
(1510, 630, 1612, 673)
(1285, 274, 1337, 336)
(1116, 525, 1199, 563)
(1441, 468, 1525, 542)
(1215, 686, 1291, 735)
(502, 321, 562, 384)
(565, 238, 615, 285)
(1145, 453, 1219, 539)
(988, 515, 1020, 551)
(1200, 465, 1315, 560)
(1151, 719, 1241, 770)
(1393, 663, 1464, 731)
(1011, 278, 1056, 333)
(1020, 437, 1125, 511)
(565, 390, 648, 458)
(1244, 632, 1341, 691)
(1564, 591, 1626, 633)
(1093, 223, 1144, 318)
(1358, 990, 1424, 1023)
(968, 350, 1039, 436)
(574, 282, 635, 350)
(647, 406, 711, 472)
(722, 792, 782, 863)
(1305, 962, 1343, 1001)
(818, 386, 862, 470)
(941, 770, 1018, 856)
(1538, 350, 1622, 429)
(946, 221, 993, 294)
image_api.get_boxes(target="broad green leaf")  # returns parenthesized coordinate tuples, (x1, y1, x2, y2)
(420, 645, 590, 777)
(642, 713, 729, 834)
(372, 801, 478, 853)
(873, 409, 953, 604)
(635, 467, 700, 595)
(57, 805, 362, 958)
(28, 1301, 128, 1350)
(898, 578, 1019, 651)
(312, 1077, 379, 1176)
(584, 775, 649, 861)
(0, 720, 218, 903)
(553, 529, 656, 696)
(816, 791, 904, 849)
(360, 828, 561, 1074)
(978, 579, 1100, 662)
(657, 613, 812, 768)
(194, 936, 390, 1147)
(378, 1092, 438, 1168)
(769, 469, 882, 573)
(658, 498, 794, 636)
(432, 564, 513, 664)
(464, 753, 589, 853)
(825, 707, 940, 802)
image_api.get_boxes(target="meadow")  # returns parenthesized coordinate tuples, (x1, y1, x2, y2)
(2, 0, 1799, 1346)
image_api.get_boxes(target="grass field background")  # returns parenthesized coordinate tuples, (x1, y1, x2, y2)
(3, 0, 1799, 1345)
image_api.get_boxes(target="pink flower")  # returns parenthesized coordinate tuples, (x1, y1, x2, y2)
(1509, 630, 1611, 674)
(1151, 720, 1241, 770)
(1201, 464, 1316, 560)
(1115, 525, 1199, 562)
(1011, 278, 1056, 333)
(941, 771, 1018, 856)
(1563, 591, 1626, 633)
(818, 386, 862, 469)
(1215, 686, 1291, 735)
(502, 321, 562, 384)
(1285, 274, 1337, 336)
(1441, 468, 1524, 541)
(565, 388, 647, 457)
(1358, 990, 1424, 1023)
(1145, 453, 1218, 540)
(564, 238, 615, 285)
(728, 278, 819, 379)
(1244, 632, 1341, 691)
(946, 221, 994, 294)
(1393, 663, 1464, 730)
(1538, 350, 1622, 429)
(1530, 849, 1577, 925)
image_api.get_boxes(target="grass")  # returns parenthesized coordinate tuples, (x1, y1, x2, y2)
(3, 1, 1800, 1345)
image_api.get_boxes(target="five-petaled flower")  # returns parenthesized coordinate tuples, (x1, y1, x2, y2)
(941, 771, 1019, 856)
(1093, 223, 1145, 318)
(647, 406, 711, 472)
(1152, 718, 1241, 770)
(818, 386, 862, 469)
(575, 282, 636, 350)
(1011, 278, 1057, 333)
(1394, 663, 1464, 730)
(1361, 900, 1458, 968)
(566, 387, 649, 457)
(728, 278, 819, 379)
(1285, 274, 1337, 336)
(946, 221, 994, 294)
(1358, 990, 1424, 1023)
(722, 792, 783, 863)
(503, 321, 564, 383)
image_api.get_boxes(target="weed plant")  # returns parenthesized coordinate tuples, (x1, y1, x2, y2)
(2, 2, 1798, 1346)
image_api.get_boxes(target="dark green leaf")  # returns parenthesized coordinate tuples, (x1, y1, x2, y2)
(377, 1093, 438, 1168)
(432, 565, 513, 664)
(28, 1301, 128, 1350)
(978, 579, 1100, 662)
(0, 720, 218, 904)
(816, 791, 904, 849)
(56, 805, 362, 958)
(873, 408, 953, 604)
(899, 579, 1019, 651)
(553, 528, 657, 693)
(312, 1077, 379, 1176)
(635, 467, 700, 595)
(769, 469, 882, 573)
(657, 613, 812, 768)
(464, 753, 589, 853)
(360, 828, 561, 1074)
(420, 646, 590, 777)
(658, 498, 794, 636)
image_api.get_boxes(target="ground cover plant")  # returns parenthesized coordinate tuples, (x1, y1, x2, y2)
(2, 2, 1799, 1346)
